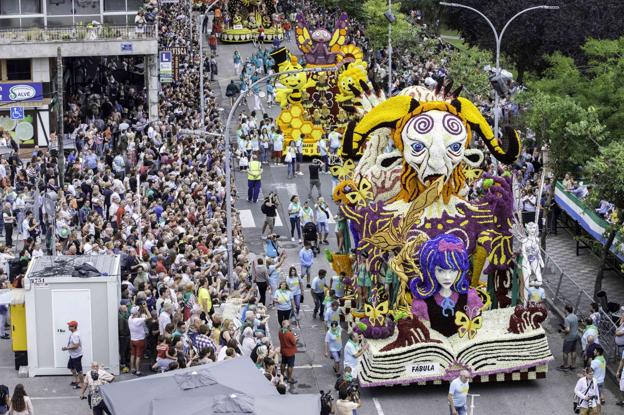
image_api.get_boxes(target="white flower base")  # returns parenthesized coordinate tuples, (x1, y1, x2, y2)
(359, 308, 553, 387)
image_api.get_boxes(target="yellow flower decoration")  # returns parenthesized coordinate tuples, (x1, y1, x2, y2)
(364, 300, 389, 326)
(455, 311, 483, 340)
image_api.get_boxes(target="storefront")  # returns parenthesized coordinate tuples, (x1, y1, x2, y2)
(0, 81, 51, 148)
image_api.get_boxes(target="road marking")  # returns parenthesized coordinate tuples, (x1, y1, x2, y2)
(274, 183, 298, 195)
(239, 209, 256, 228)
(373, 398, 385, 415)
(31, 396, 79, 400)
(293, 364, 324, 369)
(275, 214, 283, 227)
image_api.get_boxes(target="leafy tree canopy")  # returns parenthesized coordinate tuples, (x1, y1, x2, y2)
(442, 0, 624, 80)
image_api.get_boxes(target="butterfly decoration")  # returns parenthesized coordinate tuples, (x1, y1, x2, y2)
(344, 178, 373, 207)
(454, 311, 483, 340)
(364, 300, 389, 326)
(329, 158, 356, 181)
(463, 167, 483, 183)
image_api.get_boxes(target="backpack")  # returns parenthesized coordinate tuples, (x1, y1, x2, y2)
(0, 384, 8, 413)
(320, 390, 333, 415)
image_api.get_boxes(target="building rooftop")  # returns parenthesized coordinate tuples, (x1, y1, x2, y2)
(27, 255, 120, 279)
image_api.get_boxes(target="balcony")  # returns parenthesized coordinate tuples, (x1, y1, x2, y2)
(0, 25, 158, 58)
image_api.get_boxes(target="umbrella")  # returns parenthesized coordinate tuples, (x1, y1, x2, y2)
(100, 358, 319, 415)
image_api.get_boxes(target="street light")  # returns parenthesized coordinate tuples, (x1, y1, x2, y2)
(223, 66, 339, 290)
(439, 2, 559, 168)
(198, 15, 205, 133)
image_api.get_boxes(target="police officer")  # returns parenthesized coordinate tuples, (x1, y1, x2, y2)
(247, 153, 263, 203)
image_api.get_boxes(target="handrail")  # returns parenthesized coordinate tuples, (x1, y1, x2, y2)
(0, 25, 156, 44)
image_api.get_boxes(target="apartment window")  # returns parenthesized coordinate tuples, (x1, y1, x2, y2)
(0, 0, 20, 15)
(104, 0, 126, 12)
(6, 59, 32, 81)
(20, 0, 42, 14)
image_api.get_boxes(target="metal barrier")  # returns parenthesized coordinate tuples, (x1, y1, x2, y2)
(541, 249, 619, 363)
(0, 25, 156, 44)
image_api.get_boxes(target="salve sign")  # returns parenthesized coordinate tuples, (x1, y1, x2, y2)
(0, 83, 43, 103)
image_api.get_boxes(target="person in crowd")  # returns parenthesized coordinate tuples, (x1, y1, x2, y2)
(273, 280, 295, 326)
(128, 305, 149, 376)
(247, 153, 263, 203)
(308, 160, 322, 200)
(343, 332, 367, 379)
(591, 347, 606, 405)
(8, 384, 33, 415)
(574, 367, 601, 415)
(261, 192, 279, 236)
(311, 269, 327, 320)
(117, 305, 130, 373)
(448, 370, 470, 415)
(80, 361, 114, 415)
(62, 320, 84, 389)
(286, 266, 304, 316)
(324, 320, 342, 374)
(559, 304, 579, 371)
(288, 195, 302, 242)
(299, 243, 314, 287)
(315, 197, 330, 245)
(278, 319, 298, 384)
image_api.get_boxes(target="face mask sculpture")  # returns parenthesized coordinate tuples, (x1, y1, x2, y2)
(331, 90, 552, 388)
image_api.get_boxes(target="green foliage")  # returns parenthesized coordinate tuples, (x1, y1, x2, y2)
(586, 141, 624, 210)
(362, 0, 419, 50)
(520, 91, 607, 179)
(444, 46, 493, 99)
(526, 36, 624, 142)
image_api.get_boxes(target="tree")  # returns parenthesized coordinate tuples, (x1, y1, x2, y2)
(362, 0, 418, 51)
(442, 0, 624, 82)
(527, 37, 624, 141)
(519, 91, 608, 248)
(585, 142, 624, 297)
(444, 46, 493, 99)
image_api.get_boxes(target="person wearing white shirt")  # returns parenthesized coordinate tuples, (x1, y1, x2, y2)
(343, 332, 367, 378)
(574, 367, 601, 413)
(158, 303, 173, 336)
(128, 305, 148, 375)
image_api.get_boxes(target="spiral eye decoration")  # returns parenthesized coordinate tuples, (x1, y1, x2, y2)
(443, 113, 464, 136)
(406, 114, 434, 135)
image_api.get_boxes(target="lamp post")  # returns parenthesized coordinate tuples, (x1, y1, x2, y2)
(223, 66, 339, 290)
(439, 3, 559, 167)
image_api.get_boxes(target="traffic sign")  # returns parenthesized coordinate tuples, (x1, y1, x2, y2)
(10, 107, 24, 120)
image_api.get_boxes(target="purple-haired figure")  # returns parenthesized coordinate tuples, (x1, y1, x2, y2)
(410, 234, 483, 337)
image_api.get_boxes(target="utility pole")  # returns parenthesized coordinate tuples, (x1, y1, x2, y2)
(56, 47, 64, 188)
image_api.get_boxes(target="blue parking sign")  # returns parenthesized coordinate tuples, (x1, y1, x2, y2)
(10, 107, 24, 120)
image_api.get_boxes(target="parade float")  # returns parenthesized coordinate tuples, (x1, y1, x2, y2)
(270, 13, 370, 155)
(329, 86, 553, 387)
(220, 0, 283, 43)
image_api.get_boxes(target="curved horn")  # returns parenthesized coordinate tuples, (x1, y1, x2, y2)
(456, 97, 521, 165)
(342, 95, 419, 158)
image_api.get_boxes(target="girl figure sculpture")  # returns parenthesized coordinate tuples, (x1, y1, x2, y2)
(410, 234, 483, 337)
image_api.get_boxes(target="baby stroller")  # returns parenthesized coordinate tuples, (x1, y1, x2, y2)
(302, 222, 320, 256)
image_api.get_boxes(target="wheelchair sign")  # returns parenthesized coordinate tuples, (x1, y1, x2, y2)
(10, 107, 24, 120)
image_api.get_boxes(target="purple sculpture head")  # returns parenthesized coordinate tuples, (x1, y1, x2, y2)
(409, 234, 470, 299)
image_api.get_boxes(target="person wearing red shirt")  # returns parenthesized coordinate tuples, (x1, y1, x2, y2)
(278, 319, 298, 384)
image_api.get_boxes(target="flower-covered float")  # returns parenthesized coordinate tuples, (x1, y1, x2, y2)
(220, 0, 283, 43)
(269, 13, 370, 156)
(331, 87, 553, 387)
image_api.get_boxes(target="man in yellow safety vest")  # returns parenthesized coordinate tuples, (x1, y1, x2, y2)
(247, 153, 263, 203)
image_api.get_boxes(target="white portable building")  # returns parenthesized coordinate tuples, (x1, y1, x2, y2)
(24, 255, 121, 376)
